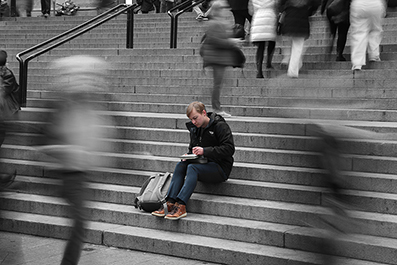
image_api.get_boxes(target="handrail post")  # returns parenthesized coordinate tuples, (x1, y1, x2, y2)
(168, 0, 205, 49)
(17, 59, 25, 107)
(22, 62, 28, 107)
(126, 8, 134, 49)
(170, 15, 175, 48)
(173, 16, 179, 49)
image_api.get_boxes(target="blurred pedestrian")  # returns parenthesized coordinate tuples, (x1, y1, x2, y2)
(249, 0, 278, 78)
(160, 0, 175, 12)
(321, 0, 350, 61)
(349, 0, 386, 71)
(0, 50, 19, 186)
(37, 55, 112, 265)
(193, 0, 212, 21)
(199, 0, 244, 117)
(139, 0, 160, 13)
(227, 0, 252, 39)
(278, 0, 320, 78)
(0, 0, 10, 17)
(15, 0, 32, 16)
(40, 0, 51, 17)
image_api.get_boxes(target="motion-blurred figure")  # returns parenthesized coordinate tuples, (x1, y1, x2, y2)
(16, 0, 33, 17)
(321, 0, 350, 61)
(37, 55, 112, 265)
(0, 50, 19, 188)
(278, 0, 320, 78)
(199, 0, 244, 117)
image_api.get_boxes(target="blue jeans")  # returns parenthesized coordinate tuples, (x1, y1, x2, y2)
(167, 161, 227, 204)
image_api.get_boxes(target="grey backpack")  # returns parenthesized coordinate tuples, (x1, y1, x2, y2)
(134, 172, 172, 212)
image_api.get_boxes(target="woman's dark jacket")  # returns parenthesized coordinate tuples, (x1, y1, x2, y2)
(227, 0, 249, 10)
(186, 112, 235, 178)
(279, 0, 320, 39)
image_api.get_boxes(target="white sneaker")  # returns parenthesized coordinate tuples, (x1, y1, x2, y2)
(196, 14, 204, 21)
(216, 111, 232, 117)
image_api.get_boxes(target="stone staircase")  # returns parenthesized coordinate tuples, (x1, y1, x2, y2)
(1, 7, 397, 265)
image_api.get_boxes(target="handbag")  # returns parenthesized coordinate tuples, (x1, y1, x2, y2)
(232, 24, 245, 39)
(327, 0, 349, 23)
(277, 12, 285, 35)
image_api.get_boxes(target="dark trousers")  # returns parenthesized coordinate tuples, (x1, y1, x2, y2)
(167, 161, 227, 204)
(231, 9, 252, 27)
(327, 13, 350, 56)
(57, 171, 88, 265)
(41, 0, 51, 14)
(256, 41, 276, 68)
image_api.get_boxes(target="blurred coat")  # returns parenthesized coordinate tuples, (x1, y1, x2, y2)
(279, 0, 320, 39)
(200, 21, 244, 68)
(250, 0, 277, 42)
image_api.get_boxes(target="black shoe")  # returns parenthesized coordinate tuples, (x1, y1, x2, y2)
(256, 72, 264, 78)
(336, 55, 346, 61)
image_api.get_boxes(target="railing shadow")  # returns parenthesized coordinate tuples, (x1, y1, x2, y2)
(15, 3, 138, 107)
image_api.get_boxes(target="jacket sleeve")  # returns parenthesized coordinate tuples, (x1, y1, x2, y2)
(203, 121, 235, 160)
(2, 68, 18, 95)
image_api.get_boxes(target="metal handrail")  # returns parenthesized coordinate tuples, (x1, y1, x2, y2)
(15, 3, 138, 107)
(168, 0, 205, 48)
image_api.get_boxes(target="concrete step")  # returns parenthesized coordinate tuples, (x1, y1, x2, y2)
(25, 90, 397, 109)
(14, 108, 397, 135)
(2, 155, 397, 196)
(4, 148, 397, 214)
(1, 191, 397, 264)
(2, 210, 390, 265)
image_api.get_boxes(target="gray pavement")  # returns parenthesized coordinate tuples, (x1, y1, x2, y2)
(0, 232, 222, 265)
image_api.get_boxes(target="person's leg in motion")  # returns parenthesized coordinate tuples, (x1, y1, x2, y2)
(350, 4, 370, 70)
(326, 12, 337, 54)
(211, 65, 226, 113)
(288, 36, 305, 78)
(336, 22, 349, 61)
(367, 3, 384, 61)
(60, 171, 87, 265)
(266, 41, 276, 69)
(192, 2, 204, 20)
(255, 42, 265, 78)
